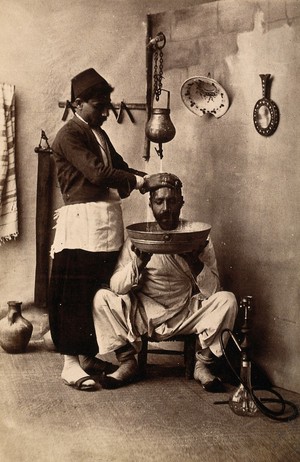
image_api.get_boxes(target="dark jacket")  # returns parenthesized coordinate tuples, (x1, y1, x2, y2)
(52, 116, 145, 204)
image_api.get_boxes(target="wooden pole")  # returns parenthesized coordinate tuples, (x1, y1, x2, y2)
(34, 146, 53, 308)
(143, 14, 153, 161)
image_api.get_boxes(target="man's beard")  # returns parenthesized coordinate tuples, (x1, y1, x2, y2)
(157, 214, 178, 230)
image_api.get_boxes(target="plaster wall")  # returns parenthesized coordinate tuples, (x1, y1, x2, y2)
(149, 0, 300, 392)
(0, 0, 299, 392)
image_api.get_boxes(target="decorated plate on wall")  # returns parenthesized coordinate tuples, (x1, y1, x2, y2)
(181, 76, 229, 118)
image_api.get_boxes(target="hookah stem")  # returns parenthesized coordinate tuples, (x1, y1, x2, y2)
(219, 329, 299, 422)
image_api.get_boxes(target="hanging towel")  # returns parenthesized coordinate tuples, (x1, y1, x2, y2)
(0, 83, 18, 244)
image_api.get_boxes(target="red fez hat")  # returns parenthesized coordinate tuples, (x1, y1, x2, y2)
(71, 68, 112, 101)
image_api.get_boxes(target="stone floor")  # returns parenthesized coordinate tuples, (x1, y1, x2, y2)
(0, 307, 300, 462)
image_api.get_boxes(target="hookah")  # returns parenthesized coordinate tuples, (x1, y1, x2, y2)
(217, 296, 298, 422)
(227, 296, 258, 416)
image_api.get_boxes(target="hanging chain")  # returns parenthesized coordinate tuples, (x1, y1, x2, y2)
(153, 48, 164, 101)
(152, 32, 166, 102)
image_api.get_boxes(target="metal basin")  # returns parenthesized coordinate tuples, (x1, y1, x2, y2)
(126, 221, 211, 254)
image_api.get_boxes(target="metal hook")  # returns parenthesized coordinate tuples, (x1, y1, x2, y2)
(34, 130, 52, 154)
(62, 100, 75, 121)
(146, 32, 166, 50)
(116, 101, 135, 124)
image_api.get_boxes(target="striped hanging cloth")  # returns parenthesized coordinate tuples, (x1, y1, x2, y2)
(0, 83, 18, 244)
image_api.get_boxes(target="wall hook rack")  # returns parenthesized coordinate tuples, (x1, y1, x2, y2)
(58, 100, 146, 123)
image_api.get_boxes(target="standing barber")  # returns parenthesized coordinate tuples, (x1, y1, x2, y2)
(48, 68, 172, 390)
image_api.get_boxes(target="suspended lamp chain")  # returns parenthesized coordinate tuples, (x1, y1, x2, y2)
(152, 32, 166, 102)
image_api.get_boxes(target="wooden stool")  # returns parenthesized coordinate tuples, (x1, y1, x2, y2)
(138, 334, 197, 379)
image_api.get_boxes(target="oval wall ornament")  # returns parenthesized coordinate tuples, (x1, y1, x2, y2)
(253, 74, 279, 136)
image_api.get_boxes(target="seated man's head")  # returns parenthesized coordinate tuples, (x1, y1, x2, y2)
(149, 173, 184, 230)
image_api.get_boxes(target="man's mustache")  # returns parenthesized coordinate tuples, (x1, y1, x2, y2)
(158, 213, 173, 220)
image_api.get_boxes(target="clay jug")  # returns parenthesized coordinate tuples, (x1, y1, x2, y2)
(0, 301, 33, 353)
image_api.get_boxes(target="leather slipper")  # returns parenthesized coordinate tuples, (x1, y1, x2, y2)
(202, 377, 226, 393)
(101, 374, 140, 390)
(62, 376, 98, 391)
(81, 357, 118, 376)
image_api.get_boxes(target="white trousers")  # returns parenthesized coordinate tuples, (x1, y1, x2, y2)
(93, 290, 238, 357)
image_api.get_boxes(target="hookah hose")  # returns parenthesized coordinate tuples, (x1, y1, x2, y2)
(220, 329, 299, 422)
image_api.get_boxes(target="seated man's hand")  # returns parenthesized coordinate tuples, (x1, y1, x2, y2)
(131, 245, 152, 270)
(140, 173, 181, 194)
(180, 240, 209, 275)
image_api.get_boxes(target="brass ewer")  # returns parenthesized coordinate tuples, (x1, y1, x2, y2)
(145, 89, 176, 159)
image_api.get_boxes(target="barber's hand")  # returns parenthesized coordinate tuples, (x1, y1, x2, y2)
(180, 240, 209, 274)
(140, 173, 181, 194)
(131, 245, 152, 270)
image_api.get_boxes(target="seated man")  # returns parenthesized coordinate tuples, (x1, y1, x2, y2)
(93, 173, 238, 391)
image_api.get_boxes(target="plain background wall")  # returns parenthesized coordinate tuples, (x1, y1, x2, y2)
(0, 0, 299, 392)
(149, 0, 300, 392)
